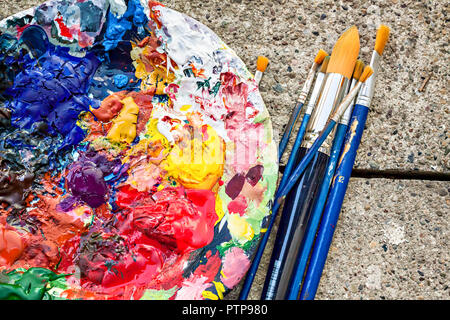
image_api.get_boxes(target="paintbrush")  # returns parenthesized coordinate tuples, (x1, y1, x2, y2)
(239, 65, 372, 301)
(260, 26, 360, 300)
(238, 55, 329, 300)
(284, 60, 365, 299)
(266, 66, 373, 300)
(278, 49, 328, 162)
(299, 25, 390, 300)
(255, 56, 269, 85)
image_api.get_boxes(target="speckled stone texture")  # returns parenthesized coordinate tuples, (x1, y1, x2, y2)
(225, 178, 450, 300)
(1, 0, 449, 300)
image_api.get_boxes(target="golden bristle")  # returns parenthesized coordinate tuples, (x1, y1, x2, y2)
(326, 26, 360, 79)
(319, 56, 331, 73)
(256, 56, 269, 72)
(359, 66, 374, 83)
(314, 49, 329, 64)
(374, 25, 390, 55)
(352, 60, 365, 81)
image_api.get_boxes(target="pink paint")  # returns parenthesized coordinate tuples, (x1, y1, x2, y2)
(220, 247, 250, 288)
(175, 275, 212, 300)
(227, 195, 247, 216)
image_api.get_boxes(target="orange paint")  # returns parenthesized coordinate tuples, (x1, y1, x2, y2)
(0, 226, 24, 267)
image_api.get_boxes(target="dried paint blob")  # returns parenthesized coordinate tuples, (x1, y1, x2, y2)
(0, 0, 278, 300)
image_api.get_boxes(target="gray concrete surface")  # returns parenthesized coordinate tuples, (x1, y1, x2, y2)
(1, 0, 449, 300)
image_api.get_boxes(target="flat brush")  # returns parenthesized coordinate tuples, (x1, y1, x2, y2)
(238, 56, 329, 300)
(255, 56, 269, 85)
(284, 59, 365, 299)
(261, 26, 360, 300)
(300, 25, 390, 300)
(278, 49, 328, 162)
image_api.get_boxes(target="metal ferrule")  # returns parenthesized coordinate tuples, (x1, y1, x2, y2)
(356, 51, 381, 107)
(254, 70, 262, 84)
(297, 63, 319, 104)
(339, 78, 357, 125)
(301, 73, 349, 154)
(331, 81, 363, 122)
(304, 72, 327, 115)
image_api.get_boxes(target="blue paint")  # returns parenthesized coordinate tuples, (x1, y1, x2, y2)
(3, 26, 100, 150)
(113, 74, 129, 88)
(103, 0, 149, 51)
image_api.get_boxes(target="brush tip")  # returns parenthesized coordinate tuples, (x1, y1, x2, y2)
(327, 25, 360, 79)
(352, 60, 365, 81)
(256, 56, 270, 72)
(374, 25, 390, 55)
(359, 66, 374, 82)
(314, 49, 329, 64)
(319, 56, 330, 73)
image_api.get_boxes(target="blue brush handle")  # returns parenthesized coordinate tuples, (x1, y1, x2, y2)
(284, 121, 348, 300)
(275, 119, 336, 202)
(278, 113, 310, 191)
(239, 199, 282, 300)
(278, 102, 304, 162)
(300, 104, 369, 300)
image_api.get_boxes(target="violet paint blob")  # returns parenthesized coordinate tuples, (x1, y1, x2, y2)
(66, 159, 108, 208)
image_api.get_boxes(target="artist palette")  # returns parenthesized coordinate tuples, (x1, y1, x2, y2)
(0, 0, 277, 300)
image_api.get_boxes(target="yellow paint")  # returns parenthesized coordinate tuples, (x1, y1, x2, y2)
(214, 194, 225, 226)
(212, 281, 225, 300)
(107, 97, 139, 144)
(164, 125, 224, 190)
(202, 290, 219, 300)
(180, 105, 192, 111)
(227, 214, 254, 243)
(131, 44, 175, 95)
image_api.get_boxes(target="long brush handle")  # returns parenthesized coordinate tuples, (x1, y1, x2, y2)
(278, 113, 311, 190)
(284, 121, 348, 299)
(300, 104, 368, 300)
(278, 102, 304, 162)
(239, 196, 282, 299)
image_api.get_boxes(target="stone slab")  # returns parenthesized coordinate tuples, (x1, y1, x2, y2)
(226, 178, 449, 300)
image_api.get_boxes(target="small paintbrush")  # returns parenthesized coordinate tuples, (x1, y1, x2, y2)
(278, 49, 328, 162)
(255, 56, 269, 85)
(300, 25, 390, 300)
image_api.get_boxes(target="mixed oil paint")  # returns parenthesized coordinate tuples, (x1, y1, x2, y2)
(0, 0, 277, 300)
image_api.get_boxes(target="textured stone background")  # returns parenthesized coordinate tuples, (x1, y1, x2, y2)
(1, 0, 449, 300)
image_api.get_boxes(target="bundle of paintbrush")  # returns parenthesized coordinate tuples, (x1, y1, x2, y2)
(239, 24, 389, 300)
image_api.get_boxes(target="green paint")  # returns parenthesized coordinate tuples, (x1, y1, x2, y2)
(140, 286, 177, 300)
(0, 268, 69, 300)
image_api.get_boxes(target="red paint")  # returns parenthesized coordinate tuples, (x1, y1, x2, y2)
(55, 16, 74, 40)
(56, 186, 217, 299)
(192, 251, 221, 283)
(227, 195, 248, 216)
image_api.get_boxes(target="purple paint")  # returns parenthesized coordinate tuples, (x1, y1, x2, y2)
(225, 173, 245, 200)
(65, 159, 108, 208)
(245, 165, 264, 187)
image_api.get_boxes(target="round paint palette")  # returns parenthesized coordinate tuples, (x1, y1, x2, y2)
(0, 0, 277, 300)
